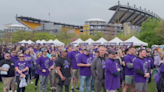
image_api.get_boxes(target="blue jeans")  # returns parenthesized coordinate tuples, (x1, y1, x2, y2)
(91, 77, 95, 91)
(80, 76, 92, 92)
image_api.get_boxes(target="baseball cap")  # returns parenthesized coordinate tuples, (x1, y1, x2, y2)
(108, 50, 116, 55)
(74, 44, 79, 47)
(95, 51, 99, 53)
(21, 44, 25, 46)
(51, 54, 56, 57)
(41, 48, 47, 52)
(82, 47, 89, 51)
(61, 48, 67, 52)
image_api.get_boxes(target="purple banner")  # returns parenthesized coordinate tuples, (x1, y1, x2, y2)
(104, 42, 117, 46)
(91, 43, 101, 45)
(79, 42, 89, 45)
(119, 42, 133, 47)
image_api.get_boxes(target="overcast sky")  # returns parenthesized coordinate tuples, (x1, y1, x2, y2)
(0, 0, 163, 29)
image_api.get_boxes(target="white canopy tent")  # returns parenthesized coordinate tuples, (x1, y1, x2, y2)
(26, 40, 34, 44)
(124, 36, 148, 46)
(40, 39, 47, 44)
(95, 37, 108, 44)
(36, 40, 41, 43)
(19, 40, 27, 43)
(84, 38, 95, 45)
(71, 38, 84, 44)
(47, 39, 54, 43)
(53, 39, 65, 46)
(108, 37, 123, 45)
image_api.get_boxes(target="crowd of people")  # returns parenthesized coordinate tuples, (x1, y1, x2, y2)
(0, 44, 164, 92)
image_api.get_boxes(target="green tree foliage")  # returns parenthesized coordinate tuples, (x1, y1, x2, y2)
(12, 30, 34, 42)
(12, 30, 55, 42)
(32, 32, 55, 41)
(3, 32, 12, 44)
(92, 32, 104, 41)
(117, 31, 138, 41)
(139, 18, 163, 46)
(79, 34, 94, 41)
(156, 20, 164, 40)
(56, 33, 76, 44)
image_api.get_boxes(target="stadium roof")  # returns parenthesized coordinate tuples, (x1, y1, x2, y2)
(16, 15, 82, 30)
(86, 18, 106, 22)
(9, 24, 26, 27)
(108, 1, 160, 26)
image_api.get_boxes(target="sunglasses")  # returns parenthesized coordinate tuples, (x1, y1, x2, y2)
(19, 56, 24, 58)
(43, 51, 47, 53)
(6, 56, 10, 57)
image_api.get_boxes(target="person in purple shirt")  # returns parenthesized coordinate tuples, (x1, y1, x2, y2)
(24, 49, 33, 84)
(34, 53, 42, 91)
(133, 49, 150, 92)
(68, 44, 80, 92)
(156, 60, 164, 92)
(146, 50, 154, 83)
(36, 48, 54, 92)
(123, 46, 136, 92)
(10, 49, 18, 63)
(15, 53, 29, 92)
(33, 44, 40, 55)
(154, 52, 162, 72)
(105, 50, 122, 92)
(67, 46, 72, 53)
(77, 48, 94, 92)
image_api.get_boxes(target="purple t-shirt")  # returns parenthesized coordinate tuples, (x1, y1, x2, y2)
(10, 55, 18, 63)
(77, 53, 94, 76)
(67, 51, 80, 69)
(160, 63, 164, 83)
(15, 60, 28, 76)
(79, 48, 82, 51)
(105, 58, 121, 90)
(24, 54, 33, 68)
(146, 57, 154, 69)
(36, 56, 53, 76)
(124, 54, 136, 75)
(133, 58, 149, 83)
(33, 49, 40, 54)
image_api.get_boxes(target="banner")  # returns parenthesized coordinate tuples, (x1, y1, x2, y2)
(83, 25, 90, 35)
(119, 42, 133, 47)
(79, 42, 89, 45)
(104, 42, 117, 46)
(91, 43, 101, 45)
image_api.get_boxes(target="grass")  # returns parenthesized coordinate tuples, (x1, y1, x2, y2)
(0, 77, 156, 92)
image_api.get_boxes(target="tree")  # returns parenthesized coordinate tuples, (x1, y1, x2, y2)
(12, 30, 33, 42)
(79, 34, 94, 41)
(139, 18, 163, 46)
(3, 32, 12, 44)
(156, 20, 164, 40)
(92, 32, 104, 41)
(32, 32, 55, 41)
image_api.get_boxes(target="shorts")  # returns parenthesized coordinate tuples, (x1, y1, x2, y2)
(135, 83, 148, 91)
(2, 77, 15, 89)
(71, 69, 79, 78)
(125, 75, 134, 84)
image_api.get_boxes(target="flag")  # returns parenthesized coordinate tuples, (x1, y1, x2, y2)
(48, 12, 50, 16)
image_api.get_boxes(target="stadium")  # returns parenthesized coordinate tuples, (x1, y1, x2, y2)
(16, 1, 160, 36)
